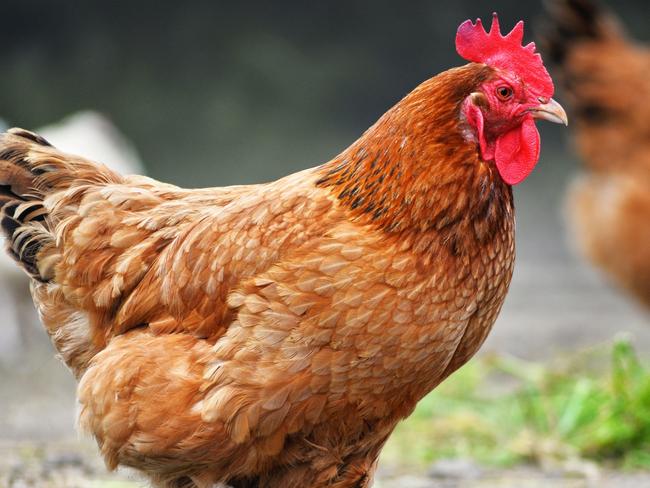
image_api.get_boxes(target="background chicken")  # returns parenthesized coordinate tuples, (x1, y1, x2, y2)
(541, 0, 650, 308)
(0, 15, 566, 488)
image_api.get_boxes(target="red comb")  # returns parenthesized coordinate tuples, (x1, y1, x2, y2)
(456, 13, 553, 98)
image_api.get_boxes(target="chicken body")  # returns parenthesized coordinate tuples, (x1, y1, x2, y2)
(542, 0, 650, 307)
(0, 63, 531, 487)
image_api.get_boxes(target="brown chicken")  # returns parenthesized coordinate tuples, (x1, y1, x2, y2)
(542, 0, 650, 307)
(0, 15, 566, 488)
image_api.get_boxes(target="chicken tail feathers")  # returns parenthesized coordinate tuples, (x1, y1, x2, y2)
(0, 130, 56, 281)
(0, 128, 123, 281)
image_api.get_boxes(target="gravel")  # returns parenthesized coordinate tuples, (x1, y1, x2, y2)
(3, 441, 650, 488)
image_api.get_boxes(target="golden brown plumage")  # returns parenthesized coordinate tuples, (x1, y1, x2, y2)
(542, 0, 650, 307)
(0, 18, 565, 487)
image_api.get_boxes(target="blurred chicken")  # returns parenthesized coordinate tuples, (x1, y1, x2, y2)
(0, 16, 566, 488)
(0, 111, 143, 361)
(541, 0, 650, 307)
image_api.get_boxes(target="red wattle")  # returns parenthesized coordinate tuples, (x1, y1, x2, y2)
(494, 116, 540, 185)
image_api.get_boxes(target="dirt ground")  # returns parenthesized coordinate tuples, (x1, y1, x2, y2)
(3, 440, 650, 488)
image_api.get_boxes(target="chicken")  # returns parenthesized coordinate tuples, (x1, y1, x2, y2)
(541, 0, 650, 307)
(0, 15, 566, 488)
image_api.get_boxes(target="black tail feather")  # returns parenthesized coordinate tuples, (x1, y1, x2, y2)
(0, 129, 56, 281)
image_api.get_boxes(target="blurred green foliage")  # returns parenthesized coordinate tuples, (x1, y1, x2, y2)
(383, 337, 650, 469)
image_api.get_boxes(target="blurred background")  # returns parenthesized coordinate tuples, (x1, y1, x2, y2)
(0, 1, 649, 487)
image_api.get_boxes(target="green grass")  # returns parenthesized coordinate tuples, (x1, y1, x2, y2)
(382, 337, 650, 470)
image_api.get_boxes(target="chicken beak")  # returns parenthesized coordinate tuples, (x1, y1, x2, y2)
(530, 98, 568, 126)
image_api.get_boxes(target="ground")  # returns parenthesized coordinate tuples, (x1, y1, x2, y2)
(3, 440, 650, 487)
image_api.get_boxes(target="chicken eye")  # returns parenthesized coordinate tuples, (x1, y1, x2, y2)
(496, 86, 513, 101)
